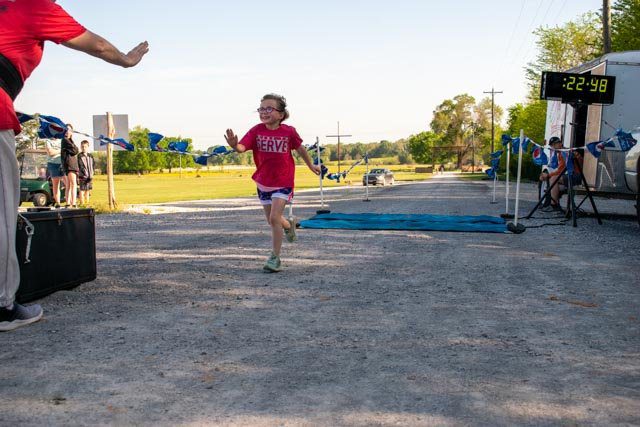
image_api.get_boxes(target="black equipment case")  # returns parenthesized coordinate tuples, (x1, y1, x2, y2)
(15, 208, 97, 303)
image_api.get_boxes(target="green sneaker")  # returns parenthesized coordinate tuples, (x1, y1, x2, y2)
(263, 253, 282, 272)
(284, 217, 297, 243)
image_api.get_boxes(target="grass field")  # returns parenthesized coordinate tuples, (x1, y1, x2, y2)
(84, 164, 434, 207)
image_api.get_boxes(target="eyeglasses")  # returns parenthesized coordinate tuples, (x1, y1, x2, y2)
(257, 107, 283, 114)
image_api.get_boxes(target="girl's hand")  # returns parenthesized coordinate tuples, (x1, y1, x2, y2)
(224, 129, 238, 148)
(310, 164, 321, 175)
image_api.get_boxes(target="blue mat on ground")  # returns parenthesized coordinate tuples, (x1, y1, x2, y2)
(299, 213, 507, 233)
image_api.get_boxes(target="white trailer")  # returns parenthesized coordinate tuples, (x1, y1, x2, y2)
(544, 51, 640, 205)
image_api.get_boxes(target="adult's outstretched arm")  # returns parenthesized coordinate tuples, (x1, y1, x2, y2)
(62, 31, 149, 68)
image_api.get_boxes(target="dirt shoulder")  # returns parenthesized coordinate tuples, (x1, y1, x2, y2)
(1, 174, 639, 426)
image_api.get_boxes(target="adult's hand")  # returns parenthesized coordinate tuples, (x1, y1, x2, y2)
(123, 42, 150, 67)
(63, 31, 149, 68)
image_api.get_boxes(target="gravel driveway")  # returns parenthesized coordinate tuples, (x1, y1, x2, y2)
(2, 173, 639, 426)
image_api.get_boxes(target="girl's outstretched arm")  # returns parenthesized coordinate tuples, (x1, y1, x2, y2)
(296, 146, 321, 175)
(225, 129, 246, 153)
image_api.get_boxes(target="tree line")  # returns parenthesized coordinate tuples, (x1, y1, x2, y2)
(405, 0, 639, 175)
(16, 1, 638, 175)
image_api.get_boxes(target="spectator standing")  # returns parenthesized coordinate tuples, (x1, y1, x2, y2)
(45, 137, 65, 208)
(77, 139, 94, 205)
(61, 124, 79, 208)
(0, 0, 149, 332)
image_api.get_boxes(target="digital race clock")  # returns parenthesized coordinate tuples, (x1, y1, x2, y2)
(540, 71, 616, 104)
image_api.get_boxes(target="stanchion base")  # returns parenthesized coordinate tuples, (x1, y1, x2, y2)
(489, 201, 498, 204)
(363, 199, 371, 202)
(507, 222, 526, 234)
(500, 213, 514, 219)
(316, 209, 331, 214)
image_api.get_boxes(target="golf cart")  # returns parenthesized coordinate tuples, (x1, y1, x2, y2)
(19, 149, 64, 207)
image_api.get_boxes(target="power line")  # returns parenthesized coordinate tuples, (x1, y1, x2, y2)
(510, 0, 547, 66)
(539, 0, 557, 28)
(495, 0, 529, 88)
(503, 0, 527, 58)
(554, 0, 569, 25)
(521, 0, 557, 63)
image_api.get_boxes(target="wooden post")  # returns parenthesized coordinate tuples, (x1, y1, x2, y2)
(106, 112, 117, 209)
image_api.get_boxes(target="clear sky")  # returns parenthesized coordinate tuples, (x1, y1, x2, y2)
(16, 0, 602, 150)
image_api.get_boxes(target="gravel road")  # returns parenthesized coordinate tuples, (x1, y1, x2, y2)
(1, 173, 639, 426)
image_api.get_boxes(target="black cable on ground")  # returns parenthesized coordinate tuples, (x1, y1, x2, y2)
(523, 222, 568, 228)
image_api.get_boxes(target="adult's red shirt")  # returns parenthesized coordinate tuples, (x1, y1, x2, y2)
(0, 0, 86, 134)
(240, 123, 303, 188)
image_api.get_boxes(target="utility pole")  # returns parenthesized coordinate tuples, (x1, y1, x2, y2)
(603, 0, 612, 53)
(326, 121, 351, 174)
(471, 125, 475, 173)
(483, 88, 503, 153)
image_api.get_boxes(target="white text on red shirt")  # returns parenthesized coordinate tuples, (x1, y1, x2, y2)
(256, 135, 289, 153)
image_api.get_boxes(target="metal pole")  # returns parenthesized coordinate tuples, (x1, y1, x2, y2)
(506, 129, 526, 233)
(317, 137, 324, 209)
(491, 173, 497, 203)
(337, 121, 340, 174)
(288, 197, 293, 221)
(568, 105, 579, 227)
(513, 129, 524, 226)
(505, 141, 511, 215)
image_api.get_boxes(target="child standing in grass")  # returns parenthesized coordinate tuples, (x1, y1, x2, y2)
(225, 93, 320, 272)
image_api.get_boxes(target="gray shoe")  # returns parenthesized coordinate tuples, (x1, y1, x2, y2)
(0, 303, 44, 332)
(263, 253, 282, 273)
(284, 217, 297, 243)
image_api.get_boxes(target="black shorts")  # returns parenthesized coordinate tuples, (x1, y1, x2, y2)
(257, 187, 293, 205)
(79, 179, 93, 191)
(560, 173, 582, 188)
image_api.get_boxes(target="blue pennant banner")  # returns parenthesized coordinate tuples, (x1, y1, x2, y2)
(490, 150, 503, 159)
(16, 112, 34, 124)
(531, 146, 548, 166)
(148, 133, 165, 151)
(167, 141, 189, 153)
(100, 135, 134, 151)
(38, 115, 67, 139)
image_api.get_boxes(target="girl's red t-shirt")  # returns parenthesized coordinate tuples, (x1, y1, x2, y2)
(0, 0, 86, 134)
(240, 123, 303, 188)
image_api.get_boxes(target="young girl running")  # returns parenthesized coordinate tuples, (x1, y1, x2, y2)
(225, 94, 320, 272)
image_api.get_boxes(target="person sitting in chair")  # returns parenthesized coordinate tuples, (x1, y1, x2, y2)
(539, 137, 583, 211)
